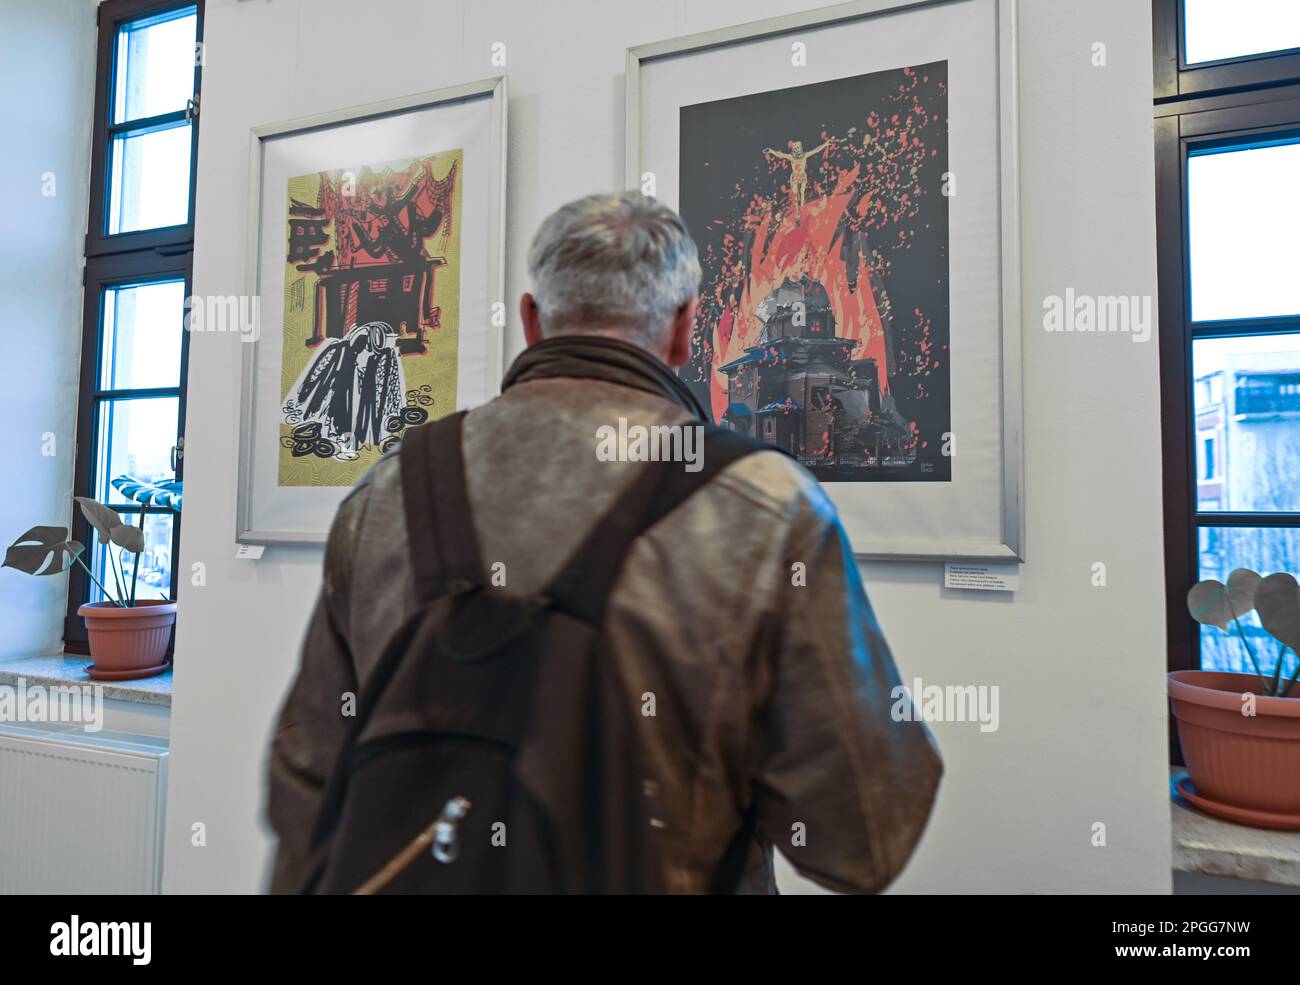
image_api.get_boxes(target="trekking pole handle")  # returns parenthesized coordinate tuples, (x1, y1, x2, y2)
(353, 796, 473, 895)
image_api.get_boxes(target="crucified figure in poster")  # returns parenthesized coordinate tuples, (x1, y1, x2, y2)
(763, 138, 830, 218)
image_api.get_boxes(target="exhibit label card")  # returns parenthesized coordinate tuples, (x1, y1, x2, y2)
(944, 562, 1019, 592)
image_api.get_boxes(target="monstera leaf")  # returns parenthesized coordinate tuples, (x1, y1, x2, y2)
(1255, 572, 1300, 655)
(113, 523, 145, 553)
(3, 526, 83, 576)
(1187, 567, 1261, 630)
(111, 475, 182, 511)
(74, 496, 144, 554)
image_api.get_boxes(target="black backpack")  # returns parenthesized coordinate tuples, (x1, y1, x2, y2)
(302, 410, 775, 894)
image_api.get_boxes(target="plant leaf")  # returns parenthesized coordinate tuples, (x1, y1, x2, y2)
(76, 495, 146, 554)
(2, 526, 80, 576)
(1255, 572, 1300, 654)
(111, 523, 145, 553)
(1227, 568, 1262, 613)
(1187, 568, 1260, 629)
(75, 496, 123, 544)
(110, 475, 182, 511)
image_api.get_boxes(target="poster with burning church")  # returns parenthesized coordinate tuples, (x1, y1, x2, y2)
(278, 149, 463, 487)
(679, 63, 950, 482)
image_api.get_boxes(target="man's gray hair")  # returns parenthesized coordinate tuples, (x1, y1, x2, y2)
(526, 191, 701, 346)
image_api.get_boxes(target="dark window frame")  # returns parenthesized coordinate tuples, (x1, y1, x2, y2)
(1154, 0, 1300, 101)
(86, 0, 202, 258)
(66, 0, 202, 655)
(1154, 4, 1300, 766)
(1155, 88, 1300, 677)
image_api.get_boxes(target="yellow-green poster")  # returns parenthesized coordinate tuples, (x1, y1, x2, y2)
(278, 149, 463, 487)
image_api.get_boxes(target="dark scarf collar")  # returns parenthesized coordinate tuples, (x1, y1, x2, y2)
(501, 334, 708, 420)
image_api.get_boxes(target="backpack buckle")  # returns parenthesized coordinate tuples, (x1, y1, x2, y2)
(431, 796, 472, 864)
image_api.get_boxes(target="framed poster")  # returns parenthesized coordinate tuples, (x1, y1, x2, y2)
(627, 0, 1022, 561)
(237, 77, 507, 543)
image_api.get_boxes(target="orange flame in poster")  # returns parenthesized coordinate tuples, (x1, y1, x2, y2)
(705, 166, 887, 422)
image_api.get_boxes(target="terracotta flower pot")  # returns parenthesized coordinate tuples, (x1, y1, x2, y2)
(1169, 670, 1300, 829)
(77, 599, 175, 681)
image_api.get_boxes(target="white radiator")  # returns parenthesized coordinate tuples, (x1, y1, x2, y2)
(0, 724, 168, 894)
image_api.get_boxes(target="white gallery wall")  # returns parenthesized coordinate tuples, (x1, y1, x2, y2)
(164, 0, 1170, 893)
(0, 0, 98, 660)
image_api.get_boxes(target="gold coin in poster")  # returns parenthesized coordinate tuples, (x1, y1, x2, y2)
(277, 149, 463, 487)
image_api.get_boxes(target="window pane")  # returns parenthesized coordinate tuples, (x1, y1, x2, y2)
(1184, 0, 1300, 65)
(95, 396, 179, 506)
(1197, 525, 1300, 675)
(1188, 140, 1300, 322)
(113, 8, 197, 124)
(100, 280, 185, 390)
(90, 512, 174, 605)
(108, 122, 192, 234)
(1193, 334, 1300, 511)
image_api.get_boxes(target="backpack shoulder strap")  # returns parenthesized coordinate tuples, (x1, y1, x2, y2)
(400, 410, 485, 602)
(307, 413, 485, 879)
(546, 423, 785, 626)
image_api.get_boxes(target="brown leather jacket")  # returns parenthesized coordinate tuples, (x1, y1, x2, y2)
(267, 335, 942, 894)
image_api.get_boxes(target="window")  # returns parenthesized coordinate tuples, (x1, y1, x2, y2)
(66, 0, 203, 654)
(1197, 434, 1216, 481)
(1154, 1, 1300, 700)
(1183, 0, 1300, 65)
(1155, 0, 1300, 98)
(1187, 141, 1300, 321)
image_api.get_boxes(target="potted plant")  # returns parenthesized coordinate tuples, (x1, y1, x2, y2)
(2, 478, 182, 681)
(1173, 568, 1300, 829)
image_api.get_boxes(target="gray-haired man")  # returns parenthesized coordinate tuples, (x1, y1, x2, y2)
(267, 191, 941, 894)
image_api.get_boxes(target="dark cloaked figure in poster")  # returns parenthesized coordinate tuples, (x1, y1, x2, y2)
(281, 321, 408, 463)
(679, 62, 950, 482)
